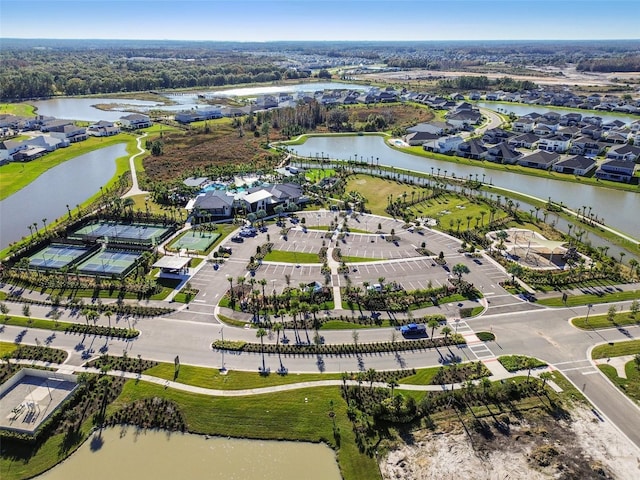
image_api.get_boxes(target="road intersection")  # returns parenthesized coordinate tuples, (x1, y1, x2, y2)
(1, 212, 639, 448)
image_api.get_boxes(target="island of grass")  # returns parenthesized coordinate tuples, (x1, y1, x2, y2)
(592, 339, 640, 405)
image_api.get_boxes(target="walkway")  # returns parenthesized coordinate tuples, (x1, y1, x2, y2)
(122, 132, 149, 198)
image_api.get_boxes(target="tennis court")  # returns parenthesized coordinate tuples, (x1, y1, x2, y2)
(168, 231, 220, 252)
(77, 250, 142, 276)
(29, 244, 92, 269)
(71, 222, 171, 244)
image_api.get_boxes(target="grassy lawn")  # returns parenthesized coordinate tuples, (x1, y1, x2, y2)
(597, 362, 640, 405)
(345, 174, 423, 216)
(0, 341, 18, 357)
(398, 366, 440, 385)
(592, 339, 640, 359)
(342, 255, 381, 262)
(0, 134, 133, 200)
(306, 168, 336, 182)
(320, 320, 386, 329)
(127, 193, 188, 219)
(0, 102, 36, 117)
(571, 310, 640, 329)
(110, 380, 379, 480)
(408, 193, 504, 232)
(144, 363, 343, 389)
(263, 249, 320, 263)
(538, 290, 640, 307)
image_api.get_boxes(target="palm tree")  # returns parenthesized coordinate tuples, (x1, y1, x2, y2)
(388, 378, 399, 398)
(273, 322, 283, 351)
(366, 368, 377, 389)
(256, 328, 267, 372)
(628, 258, 638, 278)
(507, 263, 524, 284)
(441, 325, 452, 344)
(479, 210, 487, 226)
(452, 263, 470, 281)
(427, 317, 441, 338)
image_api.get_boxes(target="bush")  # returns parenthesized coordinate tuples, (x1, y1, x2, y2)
(498, 355, 546, 372)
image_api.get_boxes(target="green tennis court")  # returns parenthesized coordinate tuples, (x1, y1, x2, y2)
(29, 244, 92, 269)
(168, 231, 220, 251)
(71, 222, 170, 244)
(77, 250, 141, 276)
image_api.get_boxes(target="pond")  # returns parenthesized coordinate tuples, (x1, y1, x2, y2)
(289, 135, 640, 239)
(37, 427, 341, 480)
(29, 82, 370, 121)
(0, 144, 125, 249)
(31, 98, 163, 123)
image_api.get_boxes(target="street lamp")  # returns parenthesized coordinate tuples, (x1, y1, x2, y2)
(585, 303, 593, 327)
(219, 327, 227, 374)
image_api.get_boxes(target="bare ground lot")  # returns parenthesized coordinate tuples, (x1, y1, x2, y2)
(381, 407, 640, 480)
(358, 65, 640, 88)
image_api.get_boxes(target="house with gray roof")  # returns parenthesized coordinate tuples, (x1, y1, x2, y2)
(487, 142, 522, 164)
(119, 114, 152, 130)
(595, 160, 637, 183)
(508, 133, 540, 150)
(552, 155, 597, 176)
(517, 150, 561, 170)
(606, 144, 640, 162)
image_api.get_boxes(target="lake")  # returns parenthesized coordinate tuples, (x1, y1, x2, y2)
(29, 82, 370, 121)
(0, 144, 125, 249)
(289, 135, 640, 239)
(476, 102, 639, 125)
(37, 427, 341, 480)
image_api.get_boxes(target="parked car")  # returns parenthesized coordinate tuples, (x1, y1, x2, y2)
(400, 323, 427, 338)
(231, 236, 244, 243)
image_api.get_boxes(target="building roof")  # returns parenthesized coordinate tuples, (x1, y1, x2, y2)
(554, 155, 596, 169)
(152, 256, 191, 270)
(244, 190, 273, 204)
(519, 150, 560, 165)
(192, 191, 234, 210)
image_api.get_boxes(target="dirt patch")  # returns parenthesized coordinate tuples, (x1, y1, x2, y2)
(380, 407, 640, 479)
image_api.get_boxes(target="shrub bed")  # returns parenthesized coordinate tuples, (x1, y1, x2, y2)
(10, 345, 68, 364)
(86, 354, 158, 373)
(212, 335, 465, 355)
(498, 355, 547, 372)
(430, 361, 491, 385)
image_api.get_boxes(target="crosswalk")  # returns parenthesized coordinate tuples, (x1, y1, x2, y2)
(454, 320, 497, 360)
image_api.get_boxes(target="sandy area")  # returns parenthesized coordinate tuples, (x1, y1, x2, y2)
(380, 407, 640, 479)
(357, 65, 640, 88)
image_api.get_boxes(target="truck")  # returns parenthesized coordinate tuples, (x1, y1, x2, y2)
(400, 323, 427, 338)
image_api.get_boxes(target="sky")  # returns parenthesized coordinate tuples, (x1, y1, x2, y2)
(1, 0, 639, 42)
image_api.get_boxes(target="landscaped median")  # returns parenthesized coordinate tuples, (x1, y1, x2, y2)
(537, 290, 640, 308)
(571, 304, 640, 330)
(212, 334, 466, 355)
(0, 315, 139, 339)
(592, 340, 640, 405)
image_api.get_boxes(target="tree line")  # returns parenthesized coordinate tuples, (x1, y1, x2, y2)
(438, 75, 537, 92)
(0, 48, 309, 100)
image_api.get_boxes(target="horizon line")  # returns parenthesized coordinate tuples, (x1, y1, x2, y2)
(3, 37, 640, 42)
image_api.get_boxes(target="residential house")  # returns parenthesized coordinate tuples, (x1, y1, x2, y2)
(517, 150, 561, 170)
(512, 117, 535, 133)
(87, 120, 120, 137)
(538, 135, 570, 153)
(40, 119, 73, 132)
(533, 124, 553, 137)
(486, 142, 522, 164)
(175, 108, 222, 124)
(446, 110, 482, 128)
(482, 128, 513, 144)
(606, 144, 640, 162)
(569, 136, 606, 157)
(407, 121, 455, 136)
(49, 124, 87, 143)
(404, 131, 440, 146)
(557, 126, 581, 140)
(595, 160, 637, 183)
(423, 135, 464, 154)
(457, 139, 488, 160)
(508, 133, 540, 150)
(604, 131, 628, 144)
(119, 114, 152, 130)
(602, 119, 626, 131)
(552, 155, 597, 176)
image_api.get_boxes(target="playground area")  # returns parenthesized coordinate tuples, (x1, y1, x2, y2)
(77, 249, 142, 276)
(488, 228, 586, 270)
(168, 230, 220, 252)
(71, 222, 171, 245)
(28, 244, 94, 269)
(0, 369, 77, 436)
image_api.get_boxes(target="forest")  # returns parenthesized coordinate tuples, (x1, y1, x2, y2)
(0, 45, 307, 100)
